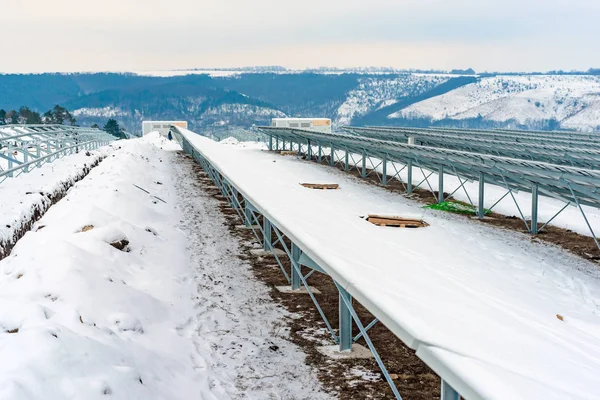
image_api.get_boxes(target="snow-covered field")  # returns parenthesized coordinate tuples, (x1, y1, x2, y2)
(0, 134, 329, 399)
(392, 75, 600, 131)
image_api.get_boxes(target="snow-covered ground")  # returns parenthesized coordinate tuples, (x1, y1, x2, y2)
(392, 75, 600, 131)
(0, 133, 329, 399)
(181, 130, 600, 399)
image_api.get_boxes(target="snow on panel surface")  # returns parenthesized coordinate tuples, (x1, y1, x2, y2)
(180, 128, 600, 400)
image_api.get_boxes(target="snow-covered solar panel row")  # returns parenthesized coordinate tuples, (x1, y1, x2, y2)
(343, 126, 600, 169)
(360, 126, 600, 149)
(175, 126, 600, 400)
(259, 127, 600, 210)
(0, 125, 114, 183)
(373, 125, 600, 145)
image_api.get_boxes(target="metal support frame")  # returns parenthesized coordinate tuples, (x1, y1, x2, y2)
(531, 184, 539, 234)
(338, 285, 353, 352)
(263, 218, 271, 251)
(330, 145, 335, 166)
(361, 150, 367, 178)
(478, 172, 486, 219)
(345, 149, 349, 172)
(438, 166, 445, 203)
(441, 380, 460, 400)
(0, 125, 113, 184)
(382, 155, 388, 186)
(291, 243, 302, 290)
(407, 159, 413, 194)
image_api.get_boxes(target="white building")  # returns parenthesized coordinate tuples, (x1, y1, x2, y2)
(142, 121, 188, 136)
(271, 118, 332, 133)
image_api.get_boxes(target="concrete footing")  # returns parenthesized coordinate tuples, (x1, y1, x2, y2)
(235, 224, 260, 230)
(275, 286, 322, 294)
(250, 248, 286, 257)
(317, 344, 373, 359)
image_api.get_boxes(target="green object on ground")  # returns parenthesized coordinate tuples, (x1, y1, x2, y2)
(424, 201, 490, 215)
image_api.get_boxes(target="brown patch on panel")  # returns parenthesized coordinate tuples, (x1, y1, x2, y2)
(301, 183, 339, 190)
(366, 215, 429, 228)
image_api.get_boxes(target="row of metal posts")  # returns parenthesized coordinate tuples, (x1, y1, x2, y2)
(1, 138, 106, 179)
(269, 134, 547, 235)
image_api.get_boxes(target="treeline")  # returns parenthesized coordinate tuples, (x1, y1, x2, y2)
(97, 119, 127, 139)
(0, 104, 126, 139)
(0, 105, 76, 125)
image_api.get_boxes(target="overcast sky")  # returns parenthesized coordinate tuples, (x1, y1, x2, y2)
(1, 0, 599, 73)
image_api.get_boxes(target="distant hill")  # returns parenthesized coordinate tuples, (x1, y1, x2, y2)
(1, 72, 599, 133)
(391, 75, 600, 131)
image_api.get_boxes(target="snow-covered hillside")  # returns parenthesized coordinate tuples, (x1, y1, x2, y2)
(336, 74, 450, 125)
(392, 75, 600, 131)
(72, 107, 129, 118)
(204, 103, 286, 120)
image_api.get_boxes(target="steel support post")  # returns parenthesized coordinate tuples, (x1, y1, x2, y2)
(382, 155, 388, 186)
(438, 166, 445, 203)
(330, 146, 335, 166)
(531, 183, 539, 234)
(297, 140, 302, 156)
(244, 204, 252, 227)
(345, 150, 349, 172)
(338, 285, 353, 352)
(318, 144, 322, 163)
(407, 160, 413, 194)
(307, 140, 312, 160)
(275, 137, 279, 150)
(478, 172, 485, 219)
(232, 188, 239, 209)
(268, 135, 273, 151)
(291, 243, 302, 290)
(441, 380, 460, 400)
(263, 218, 272, 251)
(7, 144, 13, 177)
(361, 150, 367, 178)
